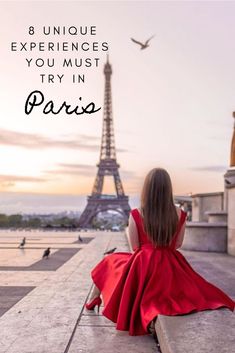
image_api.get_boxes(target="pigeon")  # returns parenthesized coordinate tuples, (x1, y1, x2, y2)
(78, 235, 83, 242)
(42, 247, 51, 259)
(18, 237, 26, 248)
(131, 35, 155, 50)
(104, 247, 117, 255)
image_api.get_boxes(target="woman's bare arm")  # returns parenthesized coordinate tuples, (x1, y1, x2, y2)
(175, 211, 187, 249)
(127, 213, 140, 252)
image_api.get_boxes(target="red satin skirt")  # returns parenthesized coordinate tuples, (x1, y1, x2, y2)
(91, 246, 235, 336)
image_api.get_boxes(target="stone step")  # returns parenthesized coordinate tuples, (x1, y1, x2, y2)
(66, 231, 156, 353)
(0, 231, 156, 353)
(155, 250, 235, 353)
(156, 309, 235, 353)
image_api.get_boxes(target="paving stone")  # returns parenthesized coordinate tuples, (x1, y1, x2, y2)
(0, 272, 52, 287)
(3, 230, 233, 353)
(0, 286, 35, 318)
(0, 286, 36, 296)
(0, 248, 58, 266)
(73, 237, 94, 244)
(0, 308, 7, 316)
(5, 327, 71, 353)
(67, 326, 156, 353)
(0, 248, 80, 271)
(0, 231, 118, 353)
(79, 314, 115, 326)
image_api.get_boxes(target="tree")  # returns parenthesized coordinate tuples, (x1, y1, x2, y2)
(8, 214, 23, 227)
(0, 214, 9, 227)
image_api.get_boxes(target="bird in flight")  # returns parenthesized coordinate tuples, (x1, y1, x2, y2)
(131, 35, 155, 50)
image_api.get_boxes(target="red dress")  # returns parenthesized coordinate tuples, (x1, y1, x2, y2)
(91, 208, 235, 336)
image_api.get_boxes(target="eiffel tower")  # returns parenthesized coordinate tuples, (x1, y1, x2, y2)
(78, 57, 131, 228)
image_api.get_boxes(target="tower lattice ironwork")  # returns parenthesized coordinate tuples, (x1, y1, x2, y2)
(78, 58, 131, 228)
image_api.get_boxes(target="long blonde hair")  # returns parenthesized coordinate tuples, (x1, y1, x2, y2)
(140, 168, 178, 246)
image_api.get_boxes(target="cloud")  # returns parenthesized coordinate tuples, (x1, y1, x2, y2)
(0, 175, 47, 183)
(117, 148, 128, 153)
(120, 170, 141, 180)
(0, 128, 100, 151)
(46, 163, 96, 177)
(0, 174, 48, 188)
(58, 163, 95, 171)
(0, 192, 87, 215)
(0, 181, 15, 188)
(189, 165, 227, 173)
(45, 163, 139, 180)
(0, 128, 128, 153)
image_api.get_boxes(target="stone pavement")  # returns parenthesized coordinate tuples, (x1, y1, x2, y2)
(0, 230, 234, 353)
(0, 230, 156, 353)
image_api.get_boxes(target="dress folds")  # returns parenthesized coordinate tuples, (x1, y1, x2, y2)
(91, 208, 235, 335)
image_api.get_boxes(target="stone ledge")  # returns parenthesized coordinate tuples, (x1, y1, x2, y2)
(204, 211, 227, 215)
(156, 309, 235, 353)
(155, 250, 235, 353)
(192, 192, 223, 197)
(186, 222, 227, 227)
(183, 224, 227, 252)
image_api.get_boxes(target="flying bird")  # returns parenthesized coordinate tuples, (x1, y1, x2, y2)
(104, 247, 117, 255)
(131, 35, 155, 50)
(42, 247, 51, 259)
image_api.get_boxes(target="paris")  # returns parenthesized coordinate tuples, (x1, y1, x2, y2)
(2, 2, 235, 352)
(24, 89, 101, 115)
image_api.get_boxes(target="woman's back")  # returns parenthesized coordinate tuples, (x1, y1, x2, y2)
(129, 207, 186, 251)
(89, 167, 234, 336)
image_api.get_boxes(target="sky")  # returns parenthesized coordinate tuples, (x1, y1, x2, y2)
(0, 0, 235, 213)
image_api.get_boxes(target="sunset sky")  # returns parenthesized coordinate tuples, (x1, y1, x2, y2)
(0, 0, 235, 213)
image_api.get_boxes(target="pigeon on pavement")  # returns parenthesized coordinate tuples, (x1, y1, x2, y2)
(42, 247, 51, 259)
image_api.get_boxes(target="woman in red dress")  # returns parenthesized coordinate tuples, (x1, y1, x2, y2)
(85, 168, 235, 336)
